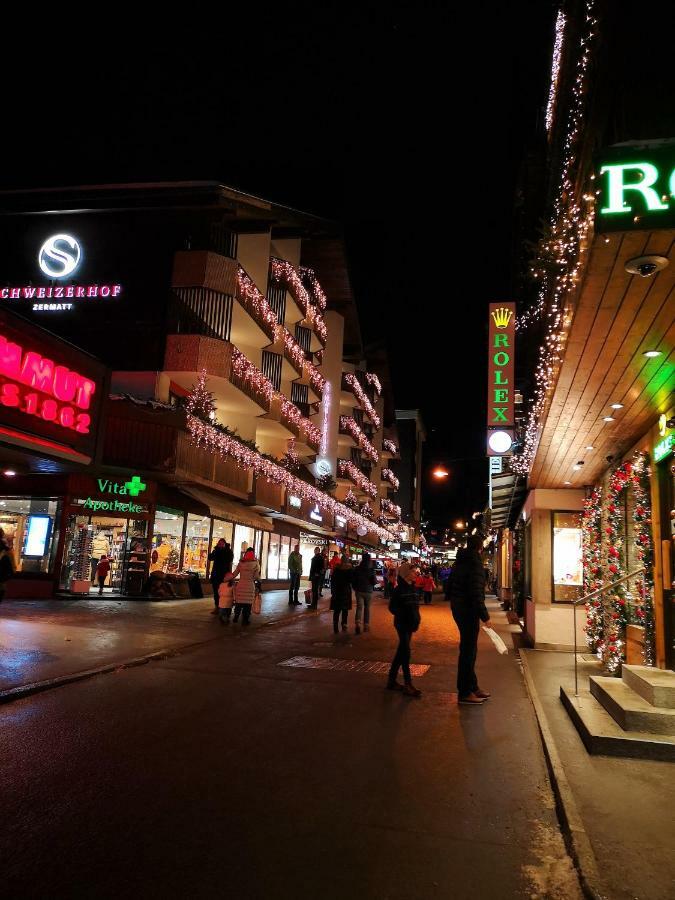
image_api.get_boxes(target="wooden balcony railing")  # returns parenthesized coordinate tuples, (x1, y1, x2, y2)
(254, 477, 285, 511)
(177, 432, 250, 497)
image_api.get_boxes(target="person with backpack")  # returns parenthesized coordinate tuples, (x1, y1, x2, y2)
(353, 550, 376, 634)
(386, 564, 422, 697)
(445, 538, 491, 705)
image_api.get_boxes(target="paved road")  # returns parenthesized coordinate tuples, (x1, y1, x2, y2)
(2, 598, 581, 899)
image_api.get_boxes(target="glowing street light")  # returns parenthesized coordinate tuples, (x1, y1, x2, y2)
(455, 520, 465, 530)
(432, 466, 449, 479)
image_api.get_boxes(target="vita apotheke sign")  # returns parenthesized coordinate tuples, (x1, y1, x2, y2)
(1, 233, 123, 312)
(80, 476, 148, 514)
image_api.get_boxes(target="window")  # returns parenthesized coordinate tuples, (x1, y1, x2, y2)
(267, 533, 280, 579)
(0, 496, 59, 574)
(151, 508, 184, 574)
(294, 324, 311, 352)
(233, 524, 256, 562)
(261, 351, 282, 391)
(208, 519, 233, 576)
(552, 511, 583, 602)
(184, 514, 210, 576)
(278, 536, 291, 579)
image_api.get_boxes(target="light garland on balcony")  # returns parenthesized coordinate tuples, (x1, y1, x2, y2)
(298, 266, 327, 310)
(278, 396, 322, 449)
(365, 372, 382, 395)
(340, 416, 379, 463)
(343, 373, 381, 428)
(383, 439, 398, 455)
(187, 415, 393, 542)
(270, 258, 328, 344)
(236, 268, 278, 341)
(380, 498, 401, 518)
(545, 9, 566, 133)
(382, 468, 400, 490)
(511, 0, 598, 475)
(338, 459, 378, 499)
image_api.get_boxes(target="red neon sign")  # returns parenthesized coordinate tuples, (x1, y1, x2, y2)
(0, 333, 96, 435)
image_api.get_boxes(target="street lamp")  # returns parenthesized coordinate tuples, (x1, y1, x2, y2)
(432, 466, 449, 479)
(455, 520, 465, 530)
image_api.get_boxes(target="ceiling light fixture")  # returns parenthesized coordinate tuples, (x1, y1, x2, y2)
(3, 470, 16, 477)
(603, 416, 615, 423)
(643, 350, 662, 358)
(610, 403, 623, 410)
(585, 445, 594, 450)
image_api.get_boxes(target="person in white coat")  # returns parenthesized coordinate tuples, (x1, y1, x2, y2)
(231, 548, 260, 625)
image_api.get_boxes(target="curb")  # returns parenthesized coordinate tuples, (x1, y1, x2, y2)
(0, 606, 317, 707)
(519, 651, 605, 900)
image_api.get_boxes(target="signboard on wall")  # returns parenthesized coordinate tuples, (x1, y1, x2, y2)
(487, 302, 516, 456)
(596, 144, 675, 232)
(0, 308, 105, 463)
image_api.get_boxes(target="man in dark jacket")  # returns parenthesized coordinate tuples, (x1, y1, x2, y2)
(446, 540, 491, 704)
(208, 539, 233, 614)
(386, 565, 422, 697)
(353, 551, 376, 634)
(308, 546, 325, 609)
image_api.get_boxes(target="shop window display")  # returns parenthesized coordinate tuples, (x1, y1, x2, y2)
(267, 533, 280, 579)
(278, 535, 291, 579)
(60, 514, 145, 594)
(183, 514, 210, 576)
(234, 524, 256, 562)
(552, 511, 583, 602)
(260, 531, 270, 578)
(150, 508, 184, 574)
(0, 497, 59, 574)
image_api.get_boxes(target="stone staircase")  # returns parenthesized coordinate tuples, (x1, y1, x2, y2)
(561, 664, 675, 760)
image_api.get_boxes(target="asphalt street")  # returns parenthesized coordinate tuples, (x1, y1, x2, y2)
(2, 597, 582, 900)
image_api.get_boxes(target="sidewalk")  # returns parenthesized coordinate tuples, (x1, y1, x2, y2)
(0, 587, 312, 695)
(522, 649, 675, 900)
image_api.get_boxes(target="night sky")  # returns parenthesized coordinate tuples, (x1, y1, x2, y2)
(2, 4, 553, 528)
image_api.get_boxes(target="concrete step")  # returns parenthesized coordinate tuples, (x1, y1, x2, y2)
(590, 676, 675, 735)
(622, 664, 675, 709)
(560, 686, 675, 760)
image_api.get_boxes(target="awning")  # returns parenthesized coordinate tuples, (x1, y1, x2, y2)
(489, 471, 527, 529)
(177, 486, 273, 532)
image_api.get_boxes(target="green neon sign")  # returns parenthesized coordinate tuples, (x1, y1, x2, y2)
(654, 433, 673, 463)
(96, 475, 147, 497)
(597, 144, 675, 232)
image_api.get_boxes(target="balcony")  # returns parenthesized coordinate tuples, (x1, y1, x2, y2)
(164, 335, 270, 416)
(337, 458, 378, 499)
(339, 416, 378, 463)
(253, 477, 285, 512)
(269, 258, 327, 347)
(177, 432, 250, 498)
(341, 372, 381, 429)
(382, 438, 400, 460)
(382, 468, 400, 491)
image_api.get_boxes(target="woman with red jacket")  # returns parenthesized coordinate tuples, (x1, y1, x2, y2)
(421, 571, 435, 605)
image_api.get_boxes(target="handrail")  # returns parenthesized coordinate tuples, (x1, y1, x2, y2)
(573, 567, 645, 696)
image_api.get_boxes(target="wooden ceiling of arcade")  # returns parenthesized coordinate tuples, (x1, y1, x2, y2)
(530, 228, 675, 488)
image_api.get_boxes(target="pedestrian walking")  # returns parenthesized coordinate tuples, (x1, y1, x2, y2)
(421, 570, 435, 605)
(95, 555, 110, 595)
(288, 544, 302, 605)
(330, 553, 353, 633)
(231, 548, 260, 625)
(353, 550, 376, 634)
(308, 546, 325, 609)
(0, 539, 15, 602)
(217, 572, 235, 624)
(208, 538, 233, 615)
(386, 565, 422, 697)
(321, 548, 330, 595)
(446, 538, 491, 705)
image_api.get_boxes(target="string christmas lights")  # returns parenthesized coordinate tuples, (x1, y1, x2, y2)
(380, 498, 401, 518)
(383, 439, 398, 455)
(340, 416, 379, 463)
(582, 487, 603, 654)
(186, 377, 394, 542)
(545, 9, 566, 133)
(382, 468, 400, 491)
(365, 373, 382, 395)
(337, 459, 378, 499)
(511, 1, 599, 474)
(298, 265, 328, 311)
(270, 258, 328, 344)
(343, 373, 381, 428)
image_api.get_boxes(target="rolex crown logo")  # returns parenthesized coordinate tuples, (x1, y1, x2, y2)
(491, 307, 513, 328)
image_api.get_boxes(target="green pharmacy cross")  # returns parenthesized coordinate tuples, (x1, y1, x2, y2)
(123, 475, 147, 497)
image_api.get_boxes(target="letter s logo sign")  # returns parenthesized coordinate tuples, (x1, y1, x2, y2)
(38, 234, 82, 279)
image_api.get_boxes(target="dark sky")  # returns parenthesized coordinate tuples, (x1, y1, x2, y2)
(2, 4, 553, 527)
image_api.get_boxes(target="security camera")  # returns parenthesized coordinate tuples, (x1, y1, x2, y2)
(625, 255, 669, 277)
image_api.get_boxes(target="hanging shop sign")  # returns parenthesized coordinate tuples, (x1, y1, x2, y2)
(0, 308, 104, 462)
(596, 144, 675, 232)
(300, 532, 328, 546)
(654, 433, 673, 463)
(1, 233, 123, 312)
(487, 302, 516, 456)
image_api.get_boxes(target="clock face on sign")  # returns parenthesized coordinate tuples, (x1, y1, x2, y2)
(317, 460, 331, 476)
